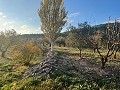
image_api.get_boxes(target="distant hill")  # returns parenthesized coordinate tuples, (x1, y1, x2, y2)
(19, 22, 119, 39)
(61, 22, 120, 37)
(20, 34, 44, 40)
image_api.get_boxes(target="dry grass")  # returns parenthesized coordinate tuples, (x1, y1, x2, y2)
(54, 46, 120, 66)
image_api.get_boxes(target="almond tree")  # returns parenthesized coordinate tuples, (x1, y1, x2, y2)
(38, 0, 67, 52)
(112, 19, 120, 58)
(88, 19, 120, 69)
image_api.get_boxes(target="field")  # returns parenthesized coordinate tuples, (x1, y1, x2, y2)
(0, 46, 120, 90)
(0, 0, 120, 90)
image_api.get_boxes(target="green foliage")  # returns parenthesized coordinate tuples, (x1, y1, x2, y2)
(55, 36, 66, 47)
(0, 71, 120, 90)
(66, 32, 76, 47)
(15, 75, 118, 90)
(3, 64, 14, 72)
(1, 71, 21, 84)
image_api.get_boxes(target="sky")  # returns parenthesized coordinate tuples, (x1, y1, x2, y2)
(0, 0, 120, 34)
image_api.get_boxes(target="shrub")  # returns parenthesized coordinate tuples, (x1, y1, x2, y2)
(12, 41, 46, 65)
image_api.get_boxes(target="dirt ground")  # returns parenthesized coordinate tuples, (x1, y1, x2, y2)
(58, 52, 120, 79)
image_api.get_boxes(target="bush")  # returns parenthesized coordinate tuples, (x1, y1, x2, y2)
(12, 41, 46, 66)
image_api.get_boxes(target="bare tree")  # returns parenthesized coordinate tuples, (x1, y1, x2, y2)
(38, 0, 67, 52)
(112, 19, 120, 59)
(87, 19, 120, 69)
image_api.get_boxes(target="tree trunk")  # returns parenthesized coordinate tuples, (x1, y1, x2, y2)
(51, 41, 54, 52)
(59, 44, 61, 47)
(101, 61, 105, 69)
(94, 48, 96, 53)
(1, 51, 5, 58)
(101, 57, 107, 69)
(63, 43, 65, 47)
(107, 42, 109, 50)
(79, 48, 82, 59)
(114, 53, 117, 59)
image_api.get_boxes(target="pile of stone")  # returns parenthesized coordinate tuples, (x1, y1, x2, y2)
(24, 54, 79, 79)
(24, 55, 58, 78)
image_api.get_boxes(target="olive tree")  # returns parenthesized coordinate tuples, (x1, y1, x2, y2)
(66, 31, 85, 59)
(55, 36, 66, 47)
(38, 0, 67, 52)
(0, 29, 18, 58)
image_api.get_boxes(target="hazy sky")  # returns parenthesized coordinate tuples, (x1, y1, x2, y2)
(0, 0, 120, 34)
